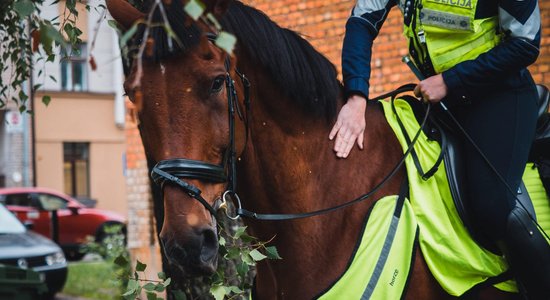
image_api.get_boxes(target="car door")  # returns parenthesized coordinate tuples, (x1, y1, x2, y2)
(35, 193, 82, 246)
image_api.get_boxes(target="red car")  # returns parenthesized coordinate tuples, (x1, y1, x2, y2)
(0, 187, 126, 260)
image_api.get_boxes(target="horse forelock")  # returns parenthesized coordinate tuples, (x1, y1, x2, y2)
(128, 0, 341, 120)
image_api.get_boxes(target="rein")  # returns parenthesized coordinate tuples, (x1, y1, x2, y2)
(234, 84, 431, 220)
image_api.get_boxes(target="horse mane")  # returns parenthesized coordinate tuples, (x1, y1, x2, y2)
(137, 0, 341, 120)
(221, 2, 341, 120)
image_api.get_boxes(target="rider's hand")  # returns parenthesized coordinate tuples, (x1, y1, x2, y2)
(414, 74, 448, 103)
(329, 95, 367, 158)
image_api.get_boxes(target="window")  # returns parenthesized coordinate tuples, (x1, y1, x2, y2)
(4, 193, 34, 207)
(61, 43, 88, 92)
(63, 142, 90, 198)
(37, 194, 68, 211)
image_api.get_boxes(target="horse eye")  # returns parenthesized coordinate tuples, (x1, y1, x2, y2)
(210, 76, 226, 94)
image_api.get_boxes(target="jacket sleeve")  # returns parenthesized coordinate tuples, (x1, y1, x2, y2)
(342, 0, 396, 99)
(442, 0, 541, 99)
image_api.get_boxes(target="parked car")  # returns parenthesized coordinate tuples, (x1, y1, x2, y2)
(0, 203, 67, 299)
(0, 187, 127, 260)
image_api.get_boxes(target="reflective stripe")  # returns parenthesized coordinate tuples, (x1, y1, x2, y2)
(361, 215, 400, 299)
(420, 9, 472, 31)
(499, 3, 540, 41)
(353, 0, 392, 16)
(430, 27, 497, 68)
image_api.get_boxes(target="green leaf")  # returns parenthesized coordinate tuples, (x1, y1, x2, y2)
(236, 261, 249, 279)
(107, 20, 120, 32)
(114, 254, 129, 267)
(234, 226, 247, 239)
(218, 236, 226, 246)
(135, 260, 147, 272)
(184, 0, 205, 21)
(214, 31, 236, 55)
(162, 277, 171, 287)
(154, 283, 166, 292)
(123, 279, 139, 296)
(241, 250, 254, 266)
(228, 286, 243, 294)
(143, 282, 156, 291)
(42, 95, 51, 106)
(249, 249, 267, 262)
(146, 292, 157, 300)
(14, 0, 34, 18)
(239, 233, 257, 243)
(265, 246, 282, 259)
(157, 272, 166, 280)
(120, 23, 138, 47)
(224, 247, 240, 260)
(210, 285, 228, 300)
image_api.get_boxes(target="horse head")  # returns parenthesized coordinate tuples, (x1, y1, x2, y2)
(107, 0, 242, 277)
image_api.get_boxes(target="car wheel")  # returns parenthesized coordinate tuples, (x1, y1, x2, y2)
(64, 250, 85, 261)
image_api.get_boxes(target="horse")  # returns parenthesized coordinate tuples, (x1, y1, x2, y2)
(106, 0, 520, 298)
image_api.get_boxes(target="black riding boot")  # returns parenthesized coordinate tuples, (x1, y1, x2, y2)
(501, 204, 550, 300)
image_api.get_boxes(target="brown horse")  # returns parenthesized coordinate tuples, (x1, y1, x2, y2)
(107, 0, 518, 298)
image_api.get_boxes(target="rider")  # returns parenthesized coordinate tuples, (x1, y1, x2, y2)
(330, 0, 550, 298)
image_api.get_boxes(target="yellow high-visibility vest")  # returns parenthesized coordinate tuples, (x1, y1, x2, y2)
(399, 0, 501, 73)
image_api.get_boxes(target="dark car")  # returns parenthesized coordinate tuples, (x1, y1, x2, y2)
(0, 187, 126, 260)
(0, 204, 67, 299)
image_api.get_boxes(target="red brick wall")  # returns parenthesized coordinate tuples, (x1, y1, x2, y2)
(125, 99, 163, 279)
(245, 0, 550, 97)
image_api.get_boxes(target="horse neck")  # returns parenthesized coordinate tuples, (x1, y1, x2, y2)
(235, 64, 406, 298)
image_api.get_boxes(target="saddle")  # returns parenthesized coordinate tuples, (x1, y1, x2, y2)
(405, 84, 550, 252)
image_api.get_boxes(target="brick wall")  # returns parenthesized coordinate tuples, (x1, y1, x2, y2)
(125, 99, 163, 279)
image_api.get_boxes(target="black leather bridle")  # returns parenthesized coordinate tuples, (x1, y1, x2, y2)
(150, 51, 251, 218)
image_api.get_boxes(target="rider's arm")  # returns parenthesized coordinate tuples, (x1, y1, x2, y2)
(342, 0, 397, 100)
(442, 0, 541, 100)
(331, 1, 397, 158)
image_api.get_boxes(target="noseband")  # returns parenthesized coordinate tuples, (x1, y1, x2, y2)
(151, 48, 250, 217)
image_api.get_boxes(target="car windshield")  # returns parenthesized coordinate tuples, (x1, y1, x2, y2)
(0, 204, 25, 234)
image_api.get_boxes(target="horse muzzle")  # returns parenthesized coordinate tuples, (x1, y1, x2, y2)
(160, 226, 219, 277)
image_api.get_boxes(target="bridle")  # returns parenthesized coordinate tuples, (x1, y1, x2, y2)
(151, 44, 251, 218)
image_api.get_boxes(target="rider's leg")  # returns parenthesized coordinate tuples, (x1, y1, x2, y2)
(450, 83, 550, 299)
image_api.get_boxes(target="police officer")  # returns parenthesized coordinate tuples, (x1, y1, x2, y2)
(330, 0, 550, 298)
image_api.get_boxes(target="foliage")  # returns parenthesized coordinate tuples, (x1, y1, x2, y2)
(62, 260, 122, 299)
(0, 0, 87, 110)
(1, 0, 236, 111)
(117, 217, 281, 300)
(209, 222, 281, 300)
(81, 223, 128, 260)
(116, 258, 174, 300)
(79, 224, 131, 298)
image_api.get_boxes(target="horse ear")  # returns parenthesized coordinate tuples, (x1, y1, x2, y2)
(106, 0, 145, 30)
(201, 0, 231, 18)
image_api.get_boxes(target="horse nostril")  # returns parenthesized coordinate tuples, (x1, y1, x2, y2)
(199, 228, 218, 263)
